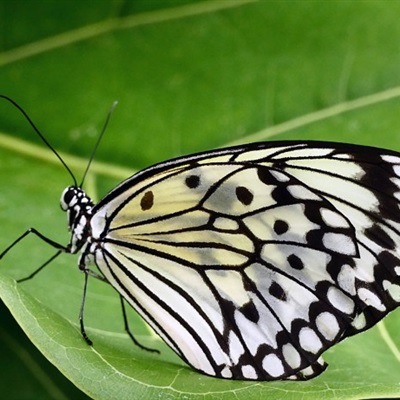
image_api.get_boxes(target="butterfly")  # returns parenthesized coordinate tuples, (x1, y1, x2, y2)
(1, 97, 399, 381)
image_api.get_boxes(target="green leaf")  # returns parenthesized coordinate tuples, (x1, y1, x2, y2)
(1, 1, 400, 399)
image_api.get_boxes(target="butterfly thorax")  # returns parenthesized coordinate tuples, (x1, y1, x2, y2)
(60, 186, 94, 254)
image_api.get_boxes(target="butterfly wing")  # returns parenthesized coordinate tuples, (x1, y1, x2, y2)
(89, 141, 400, 380)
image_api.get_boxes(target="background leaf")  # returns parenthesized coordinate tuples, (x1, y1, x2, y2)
(1, 1, 400, 399)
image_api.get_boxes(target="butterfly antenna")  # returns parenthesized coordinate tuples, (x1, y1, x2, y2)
(0, 95, 78, 187)
(80, 100, 118, 187)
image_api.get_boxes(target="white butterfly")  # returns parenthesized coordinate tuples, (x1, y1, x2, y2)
(1, 96, 399, 380)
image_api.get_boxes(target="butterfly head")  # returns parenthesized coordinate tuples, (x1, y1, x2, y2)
(60, 186, 94, 254)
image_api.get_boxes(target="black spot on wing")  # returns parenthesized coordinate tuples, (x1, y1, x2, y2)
(236, 186, 254, 205)
(288, 254, 304, 270)
(274, 219, 289, 235)
(240, 301, 260, 323)
(140, 191, 154, 211)
(364, 224, 396, 250)
(185, 174, 201, 189)
(269, 281, 287, 301)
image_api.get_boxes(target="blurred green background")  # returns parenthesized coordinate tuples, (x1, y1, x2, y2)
(1, 1, 400, 399)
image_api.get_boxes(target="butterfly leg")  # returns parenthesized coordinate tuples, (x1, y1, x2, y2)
(0, 228, 68, 259)
(17, 250, 62, 283)
(79, 270, 93, 346)
(1, 228, 69, 282)
(82, 267, 108, 283)
(120, 296, 160, 354)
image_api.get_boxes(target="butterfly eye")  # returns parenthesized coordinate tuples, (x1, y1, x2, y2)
(60, 186, 78, 211)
